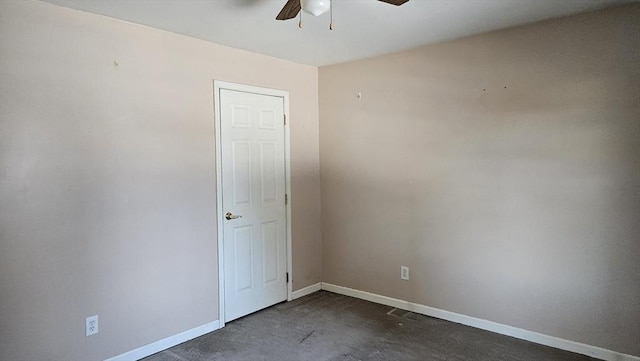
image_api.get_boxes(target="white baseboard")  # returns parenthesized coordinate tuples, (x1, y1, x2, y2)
(321, 283, 639, 361)
(291, 282, 322, 300)
(104, 284, 638, 361)
(105, 320, 220, 361)
(106, 282, 323, 361)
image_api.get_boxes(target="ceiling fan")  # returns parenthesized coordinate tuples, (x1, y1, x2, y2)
(276, 0, 410, 28)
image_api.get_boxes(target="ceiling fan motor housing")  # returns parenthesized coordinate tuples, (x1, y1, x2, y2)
(301, 0, 331, 17)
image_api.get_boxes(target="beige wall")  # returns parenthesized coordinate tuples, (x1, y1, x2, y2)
(320, 4, 640, 357)
(0, 1, 321, 360)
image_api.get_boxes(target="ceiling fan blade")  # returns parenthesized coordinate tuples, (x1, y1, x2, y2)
(378, 0, 410, 5)
(276, 0, 301, 20)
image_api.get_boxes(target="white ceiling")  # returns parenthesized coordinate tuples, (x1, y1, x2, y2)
(42, 0, 634, 66)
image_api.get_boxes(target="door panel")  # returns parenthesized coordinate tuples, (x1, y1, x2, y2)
(261, 221, 279, 284)
(260, 142, 277, 204)
(234, 226, 253, 293)
(221, 89, 286, 322)
(232, 140, 252, 207)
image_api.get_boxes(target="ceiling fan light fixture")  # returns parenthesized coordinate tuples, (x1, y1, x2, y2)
(300, 0, 330, 17)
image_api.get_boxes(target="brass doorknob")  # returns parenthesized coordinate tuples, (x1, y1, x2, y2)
(225, 212, 242, 220)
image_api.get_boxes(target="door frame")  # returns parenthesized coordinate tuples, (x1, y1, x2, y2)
(213, 80, 293, 328)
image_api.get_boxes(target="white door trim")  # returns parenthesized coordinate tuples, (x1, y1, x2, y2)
(213, 80, 292, 328)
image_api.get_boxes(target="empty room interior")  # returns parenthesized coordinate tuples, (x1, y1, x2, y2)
(0, 0, 639, 360)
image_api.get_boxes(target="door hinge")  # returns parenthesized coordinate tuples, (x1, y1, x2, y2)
(285, 193, 288, 205)
(286, 272, 289, 283)
(283, 114, 287, 126)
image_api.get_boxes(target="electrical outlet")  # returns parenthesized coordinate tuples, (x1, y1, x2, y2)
(86, 315, 98, 337)
(401, 266, 409, 281)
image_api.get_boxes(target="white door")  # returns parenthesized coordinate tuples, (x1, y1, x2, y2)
(220, 88, 287, 322)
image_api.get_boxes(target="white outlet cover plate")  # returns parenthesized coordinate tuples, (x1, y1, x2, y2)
(401, 266, 409, 280)
(86, 315, 99, 336)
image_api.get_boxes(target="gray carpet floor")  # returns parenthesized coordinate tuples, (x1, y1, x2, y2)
(143, 290, 597, 361)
